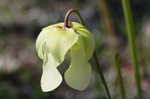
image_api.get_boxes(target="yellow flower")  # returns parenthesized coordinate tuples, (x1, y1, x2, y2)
(36, 22, 95, 92)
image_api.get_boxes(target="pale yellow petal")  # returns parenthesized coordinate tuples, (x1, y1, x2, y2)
(64, 40, 92, 90)
(41, 54, 62, 92)
(36, 23, 78, 67)
(72, 22, 95, 60)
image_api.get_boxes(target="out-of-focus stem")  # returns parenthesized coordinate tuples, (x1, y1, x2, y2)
(121, 0, 143, 99)
(114, 54, 126, 99)
(97, 0, 117, 48)
(93, 53, 112, 99)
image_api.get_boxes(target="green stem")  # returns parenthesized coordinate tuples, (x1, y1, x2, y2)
(121, 0, 143, 99)
(114, 54, 126, 99)
(64, 9, 85, 28)
(93, 53, 112, 99)
(64, 9, 112, 99)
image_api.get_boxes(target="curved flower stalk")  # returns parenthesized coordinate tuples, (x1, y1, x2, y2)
(36, 22, 95, 92)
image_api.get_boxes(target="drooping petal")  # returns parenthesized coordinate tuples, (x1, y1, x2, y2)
(36, 23, 78, 67)
(36, 23, 79, 92)
(77, 28, 95, 60)
(64, 39, 92, 90)
(72, 22, 95, 60)
(41, 53, 62, 92)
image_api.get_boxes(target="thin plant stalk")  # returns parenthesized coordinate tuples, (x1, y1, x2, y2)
(121, 0, 143, 99)
(114, 54, 126, 99)
(94, 53, 112, 99)
(97, 1, 122, 98)
(64, 9, 85, 28)
(64, 9, 112, 99)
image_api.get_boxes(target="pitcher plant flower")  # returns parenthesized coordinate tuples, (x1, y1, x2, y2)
(36, 21, 95, 92)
